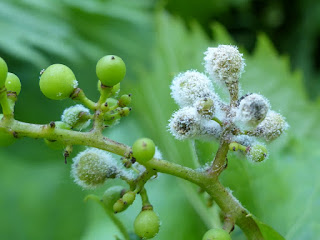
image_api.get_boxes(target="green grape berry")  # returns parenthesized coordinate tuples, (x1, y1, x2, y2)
(132, 138, 155, 163)
(39, 64, 78, 100)
(102, 186, 124, 210)
(0, 114, 16, 147)
(0, 57, 8, 88)
(119, 94, 131, 107)
(122, 191, 136, 205)
(113, 198, 127, 213)
(202, 228, 231, 240)
(5, 73, 21, 95)
(248, 144, 268, 162)
(96, 55, 126, 86)
(44, 121, 71, 150)
(134, 210, 160, 239)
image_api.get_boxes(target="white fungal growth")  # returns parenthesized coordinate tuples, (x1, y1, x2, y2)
(71, 148, 120, 189)
(253, 110, 289, 141)
(170, 70, 216, 107)
(154, 146, 163, 159)
(73, 79, 79, 88)
(234, 93, 270, 130)
(232, 135, 255, 147)
(61, 104, 91, 130)
(168, 107, 201, 140)
(204, 45, 245, 85)
(198, 119, 222, 140)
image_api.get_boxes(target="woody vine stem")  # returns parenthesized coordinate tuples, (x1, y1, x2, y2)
(0, 46, 288, 240)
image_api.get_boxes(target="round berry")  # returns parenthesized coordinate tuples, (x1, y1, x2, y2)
(61, 104, 91, 130)
(96, 55, 126, 86)
(134, 210, 160, 239)
(44, 121, 71, 150)
(132, 138, 155, 163)
(0, 57, 8, 88)
(39, 64, 78, 100)
(5, 73, 21, 95)
(122, 191, 136, 205)
(113, 199, 127, 213)
(118, 94, 131, 107)
(248, 144, 268, 162)
(71, 148, 118, 189)
(202, 228, 231, 240)
(102, 186, 124, 210)
(0, 114, 16, 147)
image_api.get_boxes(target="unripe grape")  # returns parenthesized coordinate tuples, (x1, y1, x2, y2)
(118, 94, 131, 107)
(44, 121, 71, 150)
(122, 191, 136, 205)
(96, 55, 126, 86)
(132, 138, 155, 163)
(71, 148, 118, 189)
(5, 73, 21, 95)
(134, 210, 160, 239)
(105, 98, 118, 109)
(102, 186, 124, 210)
(0, 114, 16, 146)
(248, 144, 268, 162)
(202, 228, 231, 240)
(0, 57, 8, 88)
(39, 64, 78, 100)
(113, 198, 127, 213)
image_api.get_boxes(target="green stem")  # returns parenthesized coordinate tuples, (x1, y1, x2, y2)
(0, 88, 13, 116)
(212, 117, 223, 127)
(0, 119, 263, 239)
(85, 195, 129, 240)
(71, 88, 96, 110)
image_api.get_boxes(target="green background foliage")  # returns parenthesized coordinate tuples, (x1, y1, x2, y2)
(0, 1, 319, 239)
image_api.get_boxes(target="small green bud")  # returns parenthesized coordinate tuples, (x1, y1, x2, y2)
(0, 57, 8, 88)
(202, 228, 231, 240)
(0, 114, 16, 146)
(96, 55, 126, 86)
(113, 198, 127, 213)
(134, 210, 160, 239)
(5, 73, 21, 95)
(102, 186, 124, 210)
(71, 148, 118, 189)
(122, 191, 136, 205)
(229, 142, 239, 151)
(248, 144, 268, 162)
(118, 94, 131, 107)
(44, 121, 71, 150)
(61, 104, 91, 130)
(119, 107, 131, 117)
(132, 138, 155, 163)
(105, 98, 119, 109)
(39, 64, 78, 100)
